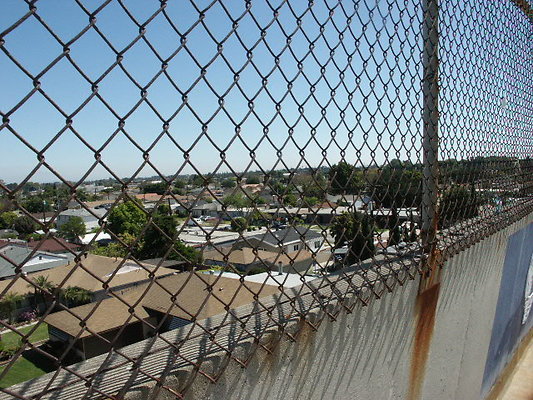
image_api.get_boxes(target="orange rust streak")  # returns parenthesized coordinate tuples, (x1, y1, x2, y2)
(408, 283, 440, 400)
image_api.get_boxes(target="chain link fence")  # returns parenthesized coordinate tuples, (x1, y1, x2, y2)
(0, 0, 531, 398)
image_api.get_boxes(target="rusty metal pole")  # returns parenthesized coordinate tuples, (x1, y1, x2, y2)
(421, 0, 440, 269)
(408, 8, 441, 400)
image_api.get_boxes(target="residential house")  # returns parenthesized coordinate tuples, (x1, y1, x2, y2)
(140, 273, 279, 331)
(326, 194, 374, 210)
(45, 272, 279, 360)
(203, 246, 331, 275)
(202, 247, 278, 272)
(56, 208, 107, 232)
(46, 292, 154, 361)
(27, 237, 81, 254)
(0, 243, 72, 279)
(191, 202, 222, 218)
(232, 226, 324, 254)
(0, 254, 177, 320)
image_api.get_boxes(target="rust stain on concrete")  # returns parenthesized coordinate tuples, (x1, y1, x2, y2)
(408, 282, 440, 400)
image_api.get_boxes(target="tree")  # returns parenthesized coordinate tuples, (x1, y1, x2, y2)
(0, 212, 17, 229)
(303, 196, 319, 207)
(174, 179, 186, 189)
(141, 214, 177, 259)
(246, 175, 260, 184)
(23, 197, 52, 213)
(90, 232, 139, 258)
(29, 275, 55, 312)
(388, 207, 402, 246)
(283, 193, 298, 207)
(231, 217, 248, 233)
(107, 201, 147, 236)
(13, 215, 36, 235)
(294, 172, 327, 199)
(140, 213, 201, 264)
(101, 188, 113, 200)
(0, 292, 23, 323)
(246, 195, 266, 207)
(141, 182, 168, 195)
(58, 216, 86, 241)
(249, 210, 272, 227)
(221, 179, 236, 189)
(328, 162, 364, 194)
(61, 286, 92, 308)
(372, 161, 422, 208)
(439, 185, 480, 228)
(223, 193, 247, 209)
(330, 212, 375, 265)
(188, 174, 205, 187)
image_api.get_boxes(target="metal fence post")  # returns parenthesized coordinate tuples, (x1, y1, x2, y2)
(421, 0, 440, 259)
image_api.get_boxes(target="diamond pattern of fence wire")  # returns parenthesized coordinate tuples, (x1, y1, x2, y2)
(0, 0, 531, 398)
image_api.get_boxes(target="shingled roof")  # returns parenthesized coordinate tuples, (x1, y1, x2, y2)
(45, 272, 280, 336)
(247, 226, 322, 247)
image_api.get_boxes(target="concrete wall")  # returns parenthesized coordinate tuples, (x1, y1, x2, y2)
(127, 213, 533, 400)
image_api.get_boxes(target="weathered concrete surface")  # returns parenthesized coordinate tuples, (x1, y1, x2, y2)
(128, 213, 533, 400)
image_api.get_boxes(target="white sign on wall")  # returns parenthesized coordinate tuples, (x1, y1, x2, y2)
(523, 253, 533, 325)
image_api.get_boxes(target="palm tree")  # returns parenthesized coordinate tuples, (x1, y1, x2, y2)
(61, 286, 92, 308)
(28, 275, 55, 313)
(0, 292, 23, 323)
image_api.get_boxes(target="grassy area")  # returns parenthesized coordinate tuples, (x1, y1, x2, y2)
(0, 356, 48, 388)
(0, 323, 49, 348)
(0, 323, 52, 388)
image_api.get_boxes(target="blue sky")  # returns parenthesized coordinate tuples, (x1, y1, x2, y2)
(0, 0, 464, 184)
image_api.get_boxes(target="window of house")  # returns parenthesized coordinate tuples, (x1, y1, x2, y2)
(293, 244, 299, 251)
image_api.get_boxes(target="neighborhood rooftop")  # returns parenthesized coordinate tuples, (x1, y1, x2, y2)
(0, 254, 176, 296)
(247, 226, 323, 247)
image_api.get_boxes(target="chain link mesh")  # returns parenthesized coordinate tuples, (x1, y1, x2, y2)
(0, 0, 531, 398)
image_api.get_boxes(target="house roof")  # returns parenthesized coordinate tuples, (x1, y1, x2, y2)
(202, 247, 278, 266)
(141, 272, 279, 320)
(0, 245, 71, 279)
(29, 212, 57, 221)
(243, 271, 316, 288)
(134, 193, 189, 203)
(0, 254, 176, 296)
(58, 208, 106, 218)
(45, 292, 150, 338)
(247, 226, 323, 247)
(46, 272, 279, 337)
(0, 239, 26, 249)
(27, 238, 81, 253)
(203, 247, 329, 270)
(141, 258, 186, 268)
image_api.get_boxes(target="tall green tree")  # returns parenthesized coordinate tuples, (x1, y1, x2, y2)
(372, 161, 422, 208)
(0, 212, 17, 229)
(439, 185, 480, 228)
(330, 212, 375, 265)
(13, 215, 36, 235)
(388, 207, 402, 246)
(245, 175, 261, 184)
(23, 197, 52, 213)
(28, 275, 55, 313)
(140, 213, 201, 264)
(223, 193, 248, 209)
(328, 162, 364, 194)
(107, 200, 147, 236)
(221, 178, 236, 189)
(58, 216, 86, 241)
(231, 217, 248, 233)
(61, 286, 92, 308)
(0, 292, 23, 323)
(141, 182, 168, 195)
